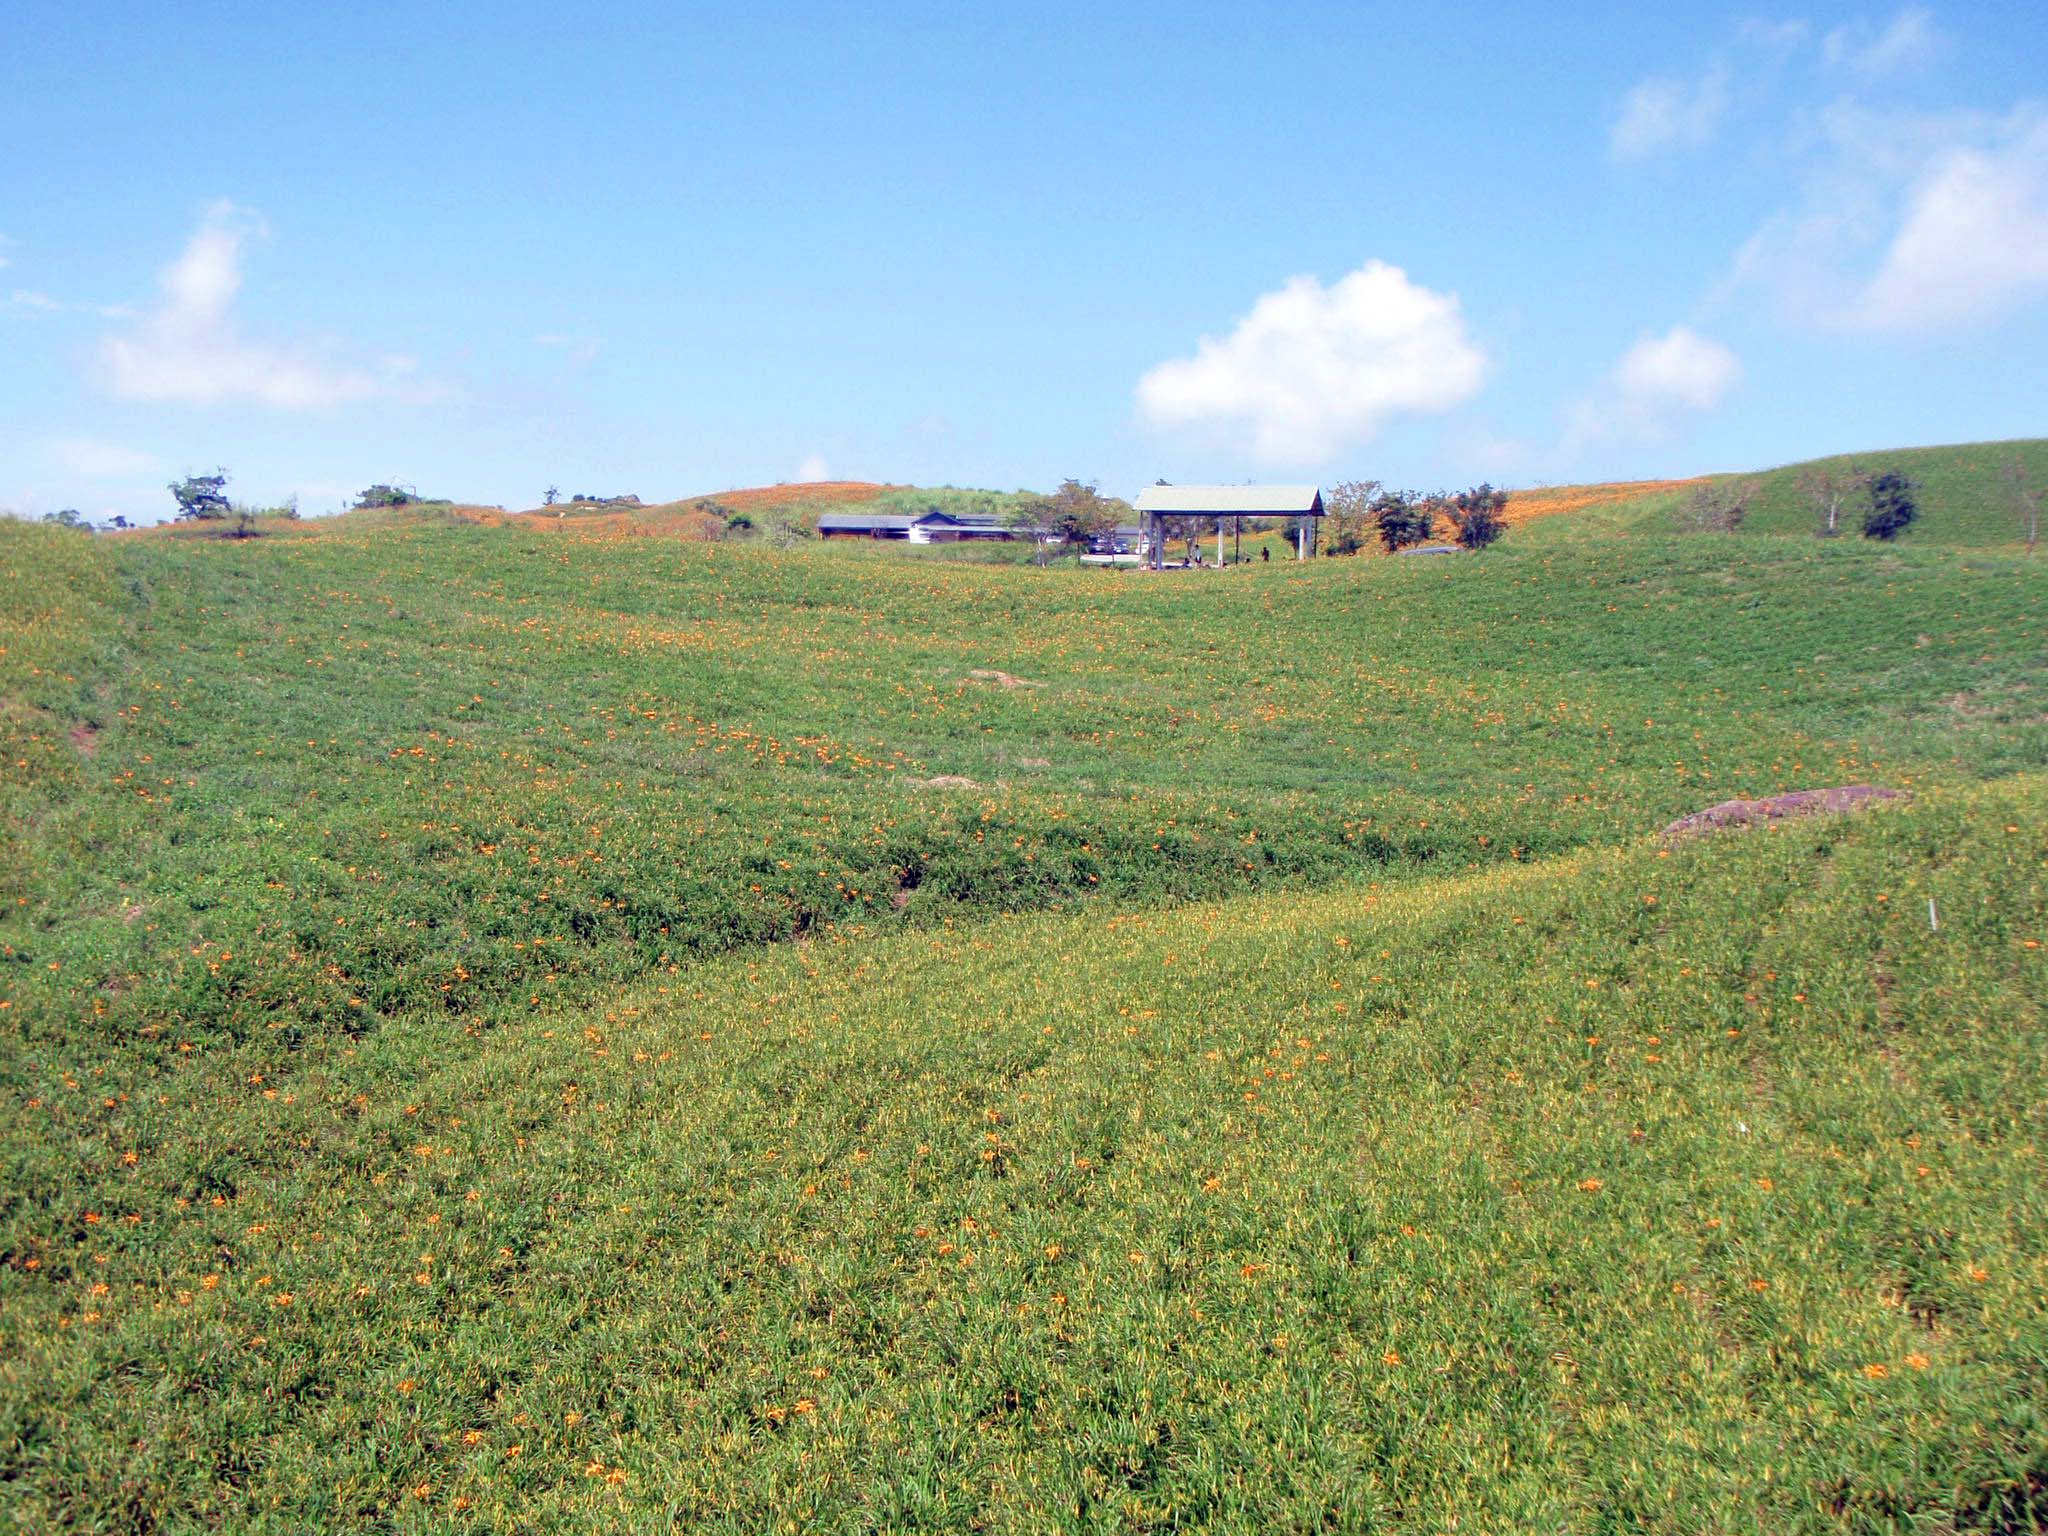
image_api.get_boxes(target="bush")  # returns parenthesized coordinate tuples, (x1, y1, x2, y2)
(1862, 472, 1918, 540)
(1450, 484, 1507, 550)
(1372, 491, 1435, 552)
(1323, 480, 1381, 556)
(354, 484, 416, 510)
(1682, 478, 1759, 534)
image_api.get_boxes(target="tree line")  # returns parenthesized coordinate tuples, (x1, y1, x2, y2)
(1685, 465, 1923, 540)
(1320, 481, 1508, 555)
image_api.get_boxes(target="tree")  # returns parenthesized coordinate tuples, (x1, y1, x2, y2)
(353, 483, 416, 509)
(2001, 456, 2042, 555)
(1323, 479, 1381, 556)
(169, 470, 232, 521)
(1043, 478, 1117, 549)
(1003, 496, 1054, 556)
(1004, 480, 1113, 564)
(543, 485, 560, 507)
(1449, 483, 1508, 550)
(1372, 490, 1434, 552)
(1861, 471, 1917, 540)
(1682, 477, 1758, 533)
(1797, 464, 1863, 538)
(41, 508, 89, 530)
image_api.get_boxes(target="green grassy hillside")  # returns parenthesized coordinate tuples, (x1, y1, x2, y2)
(1559, 438, 2048, 546)
(3, 497, 2045, 1530)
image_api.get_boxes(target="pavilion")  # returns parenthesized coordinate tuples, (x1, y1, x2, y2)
(1131, 484, 1325, 569)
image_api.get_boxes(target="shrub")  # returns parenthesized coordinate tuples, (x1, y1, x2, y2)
(1372, 491, 1434, 552)
(1682, 478, 1758, 534)
(1323, 479, 1381, 556)
(1862, 471, 1918, 541)
(354, 484, 416, 510)
(1450, 484, 1508, 550)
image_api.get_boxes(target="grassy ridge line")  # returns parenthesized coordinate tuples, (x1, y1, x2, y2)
(4, 776, 2042, 1529)
(1540, 438, 2048, 546)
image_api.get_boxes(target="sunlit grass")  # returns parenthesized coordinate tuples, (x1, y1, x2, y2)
(1, 505, 2044, 1531)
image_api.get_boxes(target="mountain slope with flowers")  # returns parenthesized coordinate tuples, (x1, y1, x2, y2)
(1, 477, 2044, 1530)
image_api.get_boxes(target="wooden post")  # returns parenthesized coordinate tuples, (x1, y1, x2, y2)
(1296, 518, 1307, 560)
(1216, 516, 1224, 570)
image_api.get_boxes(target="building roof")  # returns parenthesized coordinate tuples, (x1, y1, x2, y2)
(1133, 484, 1323, 516)
(817, 512, 917, 532)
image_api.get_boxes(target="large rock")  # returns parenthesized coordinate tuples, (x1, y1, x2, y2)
(1662, 785, 1905, 840)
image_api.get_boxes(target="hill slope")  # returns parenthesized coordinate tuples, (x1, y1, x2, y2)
(5, 767, 2043, 1528)
(1543, 438, 2048, 546)
(3, 483, 2046, 1529)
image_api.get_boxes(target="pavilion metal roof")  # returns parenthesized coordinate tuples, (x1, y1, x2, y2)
(1132, 484, 1323, 515)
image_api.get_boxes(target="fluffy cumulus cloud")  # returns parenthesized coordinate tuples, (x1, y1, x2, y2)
(1567, 326, 1740, 453)
(100, 203, 418, 409)
(1824, 7, 1944, 77)
(1615, 326, 1742, 414)
(1611, 68, 1730, 160)
(794, 453, 830, 482)
(1135, 261, 1486, 464)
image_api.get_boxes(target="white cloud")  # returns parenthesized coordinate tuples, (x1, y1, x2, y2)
(1135, 261, 1487, 464)
(1729, 102, 2048, 332)
(1566, 326, 1741, 453)
(1849, 115, 2048, 329)
(99, 202, 417, 409)
(1824, 8, 1943, 76)
(1736, 18, 1812, 51)
(1611, 68, 1730, 160)
(49, 438, 166, 479)
(10, 288, 133, 319)
(795, 453, 830, 482)
(1616, 326, 1742, 412)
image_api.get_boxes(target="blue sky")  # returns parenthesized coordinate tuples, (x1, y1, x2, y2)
(4, 1, 2045, 521)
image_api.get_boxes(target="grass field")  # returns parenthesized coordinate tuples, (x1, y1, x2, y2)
(1564, 437, 2048, 547)
(2, 443, 2045, 1531)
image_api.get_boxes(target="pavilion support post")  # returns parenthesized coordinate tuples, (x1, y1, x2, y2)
(1296, 519, 1307, 560)
(1216, 517, 1225, 570)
